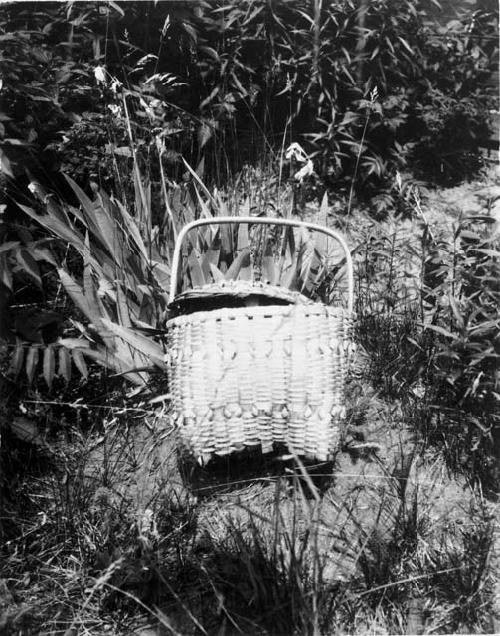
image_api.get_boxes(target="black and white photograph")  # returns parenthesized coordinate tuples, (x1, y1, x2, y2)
(0, 1, 498, 634)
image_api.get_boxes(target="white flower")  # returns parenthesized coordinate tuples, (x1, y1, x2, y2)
(161, 15, 170, 36)
(110, 78, 122, 94)
(285, 142, 314, 181)
(294, 159, 314, 182)
(107, 103, 121, 117)
(285, 142, 308, 163)
(94, 65, 107, 85)
(395, 170, 403, 193)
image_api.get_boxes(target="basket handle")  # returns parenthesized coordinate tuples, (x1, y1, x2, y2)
(169, 216, 354, 313)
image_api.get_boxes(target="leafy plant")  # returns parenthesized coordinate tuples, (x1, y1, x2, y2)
(198, 489, 337, 635)
(422, 215, 500, 485)
(1, 0, 495, 205)
(6, 158, 344, 389)
(409, 7, 497, 184)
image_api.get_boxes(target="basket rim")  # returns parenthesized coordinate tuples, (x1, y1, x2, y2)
(168, 280, 314, 308)
(166, 301, 353, 327)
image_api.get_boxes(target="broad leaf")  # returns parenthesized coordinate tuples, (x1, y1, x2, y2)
(58, 346, 72, 383)
(81, 347, 148, 386)
(201, 229, 221, 281)
(182, 158, 215, 205)
(300, 246, 322, 294)
(25, 345, 39, 384)
(225, 247, 251, 281)
(43, 345, 55, 389)
(18, 203, 89, 263)
(116, 284, 132, 328)
(58, 269, 93, 320)
(315, 192, 329, 255)
(9, 340, 24, 377)
(114, 198, 149, 261)
(0, 253, 13, 289)
(16, 248, 42, 287)
(0, 241, 20, 254)
(72, 349, 88, 379)
(235, 224, 252, 281)
(100, 318, 167, 369)
(82, 232, 102, 326)
(64, 175, 115, 256)
(278, 226, 295, 284)
(187, 248, 206, 288)
(261, 239, 277, 285)
(209, 262, 225, 282)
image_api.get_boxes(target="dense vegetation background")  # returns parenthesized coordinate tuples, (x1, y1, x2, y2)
(0, 0, 497, 192)
(0, 1, 498, 634)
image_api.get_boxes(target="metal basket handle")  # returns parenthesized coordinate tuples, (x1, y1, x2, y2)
(169, 216, 354, 313)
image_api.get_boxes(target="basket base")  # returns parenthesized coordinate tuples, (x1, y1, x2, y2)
(173, 410, 344, 464)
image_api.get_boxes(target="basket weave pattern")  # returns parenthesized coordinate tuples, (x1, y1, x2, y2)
(166, 303, 353, 461)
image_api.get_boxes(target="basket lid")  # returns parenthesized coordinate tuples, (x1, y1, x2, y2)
(169, 280, 314, 311)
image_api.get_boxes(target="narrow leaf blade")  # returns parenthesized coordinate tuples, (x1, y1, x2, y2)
(25, 345, 39, 384)
(72, 349, 89, 379)
(58, 346, 72, 383)
(43, 345, 55, 390)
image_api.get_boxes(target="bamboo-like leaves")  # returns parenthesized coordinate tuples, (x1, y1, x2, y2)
(116, 285, 132, 328)
(72, 349, 88, 379)
(64, 175, 118, 260)
(9, 340, 25, 377)
(58, 268, 94, 321)
(25, 346, 39, 384)
(16, 153, 342, 391)
(58, 346, 72, 384)
(0, 253, 13, 289)
(16, 248, 42, 287)
(43, 345, 56, 390)
(100, 318, 167, 370)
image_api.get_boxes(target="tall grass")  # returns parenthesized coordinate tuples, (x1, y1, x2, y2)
(2, 407, 496, 634)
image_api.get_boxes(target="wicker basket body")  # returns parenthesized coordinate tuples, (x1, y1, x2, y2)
(166, 302, 353, 461)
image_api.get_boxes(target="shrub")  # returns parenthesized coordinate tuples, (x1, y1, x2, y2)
(0, 1, 496, 198)
(422, 216, 500, 487)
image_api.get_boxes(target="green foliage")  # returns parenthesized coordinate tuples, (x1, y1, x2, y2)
(6, 161, 341, 388)
(410, 88, 493, 185)
(0, 1, 496, 195)
(423, 216, 500, 481)
(0, 2, 102, 174)
(351, 193, 500, 489)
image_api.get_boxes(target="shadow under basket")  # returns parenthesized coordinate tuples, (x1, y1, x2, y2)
(165, 217, 355, 464)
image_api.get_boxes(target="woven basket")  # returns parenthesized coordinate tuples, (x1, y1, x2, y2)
(166, 217, 354, 462)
